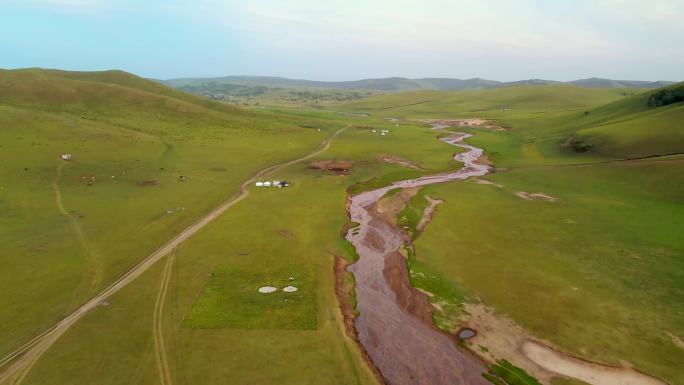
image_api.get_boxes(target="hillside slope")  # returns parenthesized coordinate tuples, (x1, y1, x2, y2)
(561, 82, 684, 158)
(0, 68, 247, 119)
(337, 85, 631, 117)
(0, 68, 363, 384)
(569, 77, 674, 89)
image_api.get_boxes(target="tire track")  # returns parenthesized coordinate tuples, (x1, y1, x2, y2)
(153, 249, 176, 385)
(0, 125, 348, 384)
(52, 162, 103, 299)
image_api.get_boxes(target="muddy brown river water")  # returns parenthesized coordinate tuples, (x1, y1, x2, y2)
(346, 131, 492, 385)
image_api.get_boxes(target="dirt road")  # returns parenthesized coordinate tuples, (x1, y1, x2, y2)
(153, 248, 176, 385)
(0, 125, 349, 384)
(52, 162, 103, 310)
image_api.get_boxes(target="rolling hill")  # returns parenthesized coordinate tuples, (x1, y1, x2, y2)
(0, 68, 373, 385)
(562, 81, 684, 158)
(161, 75, 676, 96)
(568, 77, 675, 89)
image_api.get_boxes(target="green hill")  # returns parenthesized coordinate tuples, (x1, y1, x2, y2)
(0, 68, 246, 118)
(162, 75, 501, 92)
(568, 77, 674, 89)
(337, 84, 631, 116)
(562, 82, 684, 158)
(0, 68, 354, 377)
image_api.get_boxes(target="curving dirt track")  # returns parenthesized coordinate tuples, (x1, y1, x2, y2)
(153, 248, 176, 385)
(52, 162, 103, 302)
(0, 125, 349, 384)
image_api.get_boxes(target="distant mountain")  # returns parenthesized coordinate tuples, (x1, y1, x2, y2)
(568, 77, 675, 89)
(499, 79, 562, 87)
(161, 75, 677, 94)
(162, 76, 501, 92)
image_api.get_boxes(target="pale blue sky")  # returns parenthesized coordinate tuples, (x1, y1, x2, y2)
(1, 0, 682, 81)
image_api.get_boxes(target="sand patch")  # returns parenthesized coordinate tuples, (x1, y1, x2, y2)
(470, 178, 504, 188)
(416, 197, 443, 233)
(474, 153, 494, 166)
(377, 154, 424, 170)
(462, 303, 542, 377)
(516, 191, 558, 202)
(523, 341, 666, 385)
(372, 187, 420, 225)
(416, 287, 434, 297)
(667, 331, 684, 350)
(461, 303, 666, 385)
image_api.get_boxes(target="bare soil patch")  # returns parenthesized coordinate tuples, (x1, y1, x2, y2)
(523, 341, 667, 385)
(372, 187, 420, 225)
(470, 177, 504, 188)
(416, 197, 443, 233)
(667, 331, 684, 350)
(460, 303, 667, 385)
(516, 191, 558, 202)
(334, 256, 357, 339)
(377, 154, 424, 170)
(137, 179, 159, 187)
(309, 159, 354, 175)
(278, 229, 295, 239)
(474, 153, 494, 166)
(461, 303, 543, 377)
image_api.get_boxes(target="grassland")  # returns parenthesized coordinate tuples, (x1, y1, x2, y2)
(337, 85, 633, 117)
(14, 120, 467, 384)
(1, 71, 472, 384)
(411, 158, 684, 382)
(0, 69, 370, 384)
(2, 68, 682, 385)
(353, 83, 684, 383)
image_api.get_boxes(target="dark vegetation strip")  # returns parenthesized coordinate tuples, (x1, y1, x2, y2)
(483, 360, 543, 385)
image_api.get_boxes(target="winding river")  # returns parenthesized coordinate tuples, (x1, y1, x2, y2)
(346, 129, 491, 385)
